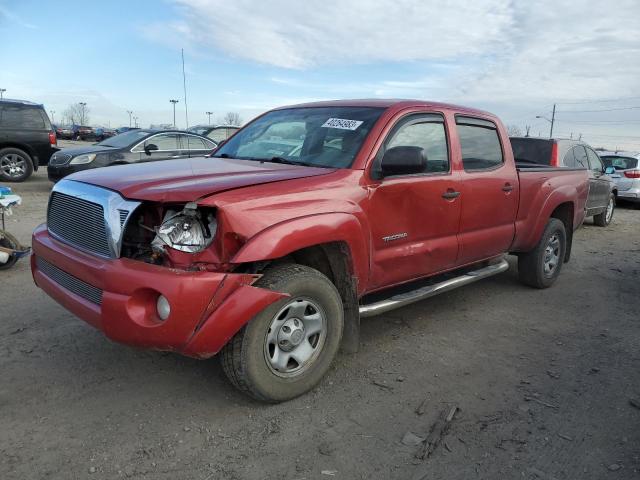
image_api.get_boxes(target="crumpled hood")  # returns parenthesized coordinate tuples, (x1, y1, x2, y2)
(68, 157, 336, 202)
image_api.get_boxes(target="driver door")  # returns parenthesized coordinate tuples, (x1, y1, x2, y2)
(367, 113, 461, 289)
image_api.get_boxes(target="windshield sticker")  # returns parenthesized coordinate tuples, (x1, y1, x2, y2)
(321, 118, 364, 130)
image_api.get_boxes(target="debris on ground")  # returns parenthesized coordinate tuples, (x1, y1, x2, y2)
(523, 396, 559, 409)
(401, 431, 425, 446)
(607, 464, 621, 471)
(629, 398, 640, 410)
(415, 397, 429, 416)
(557, 433, 573, 441)
(371, 380, 394, 391)
(415, 405, 458, 460)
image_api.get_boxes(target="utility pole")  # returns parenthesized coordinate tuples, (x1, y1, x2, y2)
(50, 110, 55, 123)
(127, 110, 133, 127)
(170, 99, 179, 127)
(525, 125, 531, 137)
(206, 111, 213, 125)
(79, 102, 87, 125)
(0, 88, 5, 100)
(550, 103, 556, 139)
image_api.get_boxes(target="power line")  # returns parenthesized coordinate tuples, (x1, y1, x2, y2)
(557, 106, 640, 114)
(555, 96, 640, 105)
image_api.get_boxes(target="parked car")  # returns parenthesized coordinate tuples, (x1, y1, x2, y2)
(94, 126, 116, 142)
(47, 129, 217, 182)
(599, 151, 640, 205)
(510, 137, 616, 226)
(115, 127, 140, 134)
(188, 124, 240, 143)
(72, 125, 95, 141)
(0, 98, 58, 182)
(32, 99, 589, 402)
(54, 124, 74, 140)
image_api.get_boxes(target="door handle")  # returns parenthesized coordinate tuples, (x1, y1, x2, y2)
(502, 183, 514, 192)
(442, 190, 461, 200)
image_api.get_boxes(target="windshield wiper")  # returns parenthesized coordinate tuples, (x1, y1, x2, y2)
(265, 156, 310, 166)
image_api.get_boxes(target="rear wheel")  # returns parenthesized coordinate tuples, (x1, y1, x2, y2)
(0, 147, 34, 182)
(593, 194, 615, 227)
(518, 218, 566, 289)
(221, 263, 344, 403)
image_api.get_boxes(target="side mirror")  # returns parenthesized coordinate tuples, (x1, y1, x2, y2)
(380, 146, 426, 177)
(604, 166, 615, 175)
(144, 143, 159, 155)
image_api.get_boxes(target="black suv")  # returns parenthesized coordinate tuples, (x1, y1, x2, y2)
(0, 99, 58, 182)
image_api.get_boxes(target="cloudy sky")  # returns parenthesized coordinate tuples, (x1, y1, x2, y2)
(1, 0, 639, 149)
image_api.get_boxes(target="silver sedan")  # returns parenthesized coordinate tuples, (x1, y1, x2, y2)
(600, 151, 640, 204)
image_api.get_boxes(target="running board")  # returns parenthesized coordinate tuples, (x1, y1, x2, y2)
(359, 259, 509, 318)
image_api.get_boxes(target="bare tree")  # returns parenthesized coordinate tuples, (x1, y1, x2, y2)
(222, 112, 242, 126)
(62, 103, 91, 126)
(506, 124, 522, 136)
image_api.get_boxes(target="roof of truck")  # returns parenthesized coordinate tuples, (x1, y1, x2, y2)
(275, 98, 494, 117)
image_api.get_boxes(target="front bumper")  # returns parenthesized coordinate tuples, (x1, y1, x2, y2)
(48, 163, 96, 182)
(31, 225, 286, 358)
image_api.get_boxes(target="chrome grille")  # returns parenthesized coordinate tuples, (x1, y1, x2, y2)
(46, 180, 140, 258)
(36, 257, 103, 305)
(48, 192, 111, 257)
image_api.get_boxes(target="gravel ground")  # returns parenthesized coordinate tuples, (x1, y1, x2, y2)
(1, 164, 639, 479)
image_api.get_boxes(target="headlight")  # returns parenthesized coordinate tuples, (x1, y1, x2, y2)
(69, 153, 97, 165)
(151, 202, 217, 253)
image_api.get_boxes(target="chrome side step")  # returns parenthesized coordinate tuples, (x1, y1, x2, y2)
(358, 259, 509, 318)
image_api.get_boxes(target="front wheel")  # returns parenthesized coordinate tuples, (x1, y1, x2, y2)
(593, 194, 615, 227)
(220, 264, 344, 403)
(518, 218, 567, 289)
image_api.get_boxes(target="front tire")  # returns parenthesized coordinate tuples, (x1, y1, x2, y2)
(518, 218, 566, 289)
(221, 264, 344, 403)
(0, 147, 34, 182)
(593, 194, 615, 227)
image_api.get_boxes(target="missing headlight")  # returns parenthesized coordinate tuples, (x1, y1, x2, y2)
(151, 202, 217, 253)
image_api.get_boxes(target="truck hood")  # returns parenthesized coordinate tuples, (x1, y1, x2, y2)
(68, 157, 336, 202)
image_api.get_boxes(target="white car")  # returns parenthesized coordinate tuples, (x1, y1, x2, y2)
(599, 151, 640, 205)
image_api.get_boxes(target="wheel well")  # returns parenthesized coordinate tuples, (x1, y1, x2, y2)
(0, 142, 37, 170)
(239, 242, 361, 353)
(550, 202, 574, 262)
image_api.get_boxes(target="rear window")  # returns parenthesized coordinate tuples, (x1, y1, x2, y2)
(0, 106, 49, 129)
(601, 155, 638, 170)
(510, 138, 552, 165)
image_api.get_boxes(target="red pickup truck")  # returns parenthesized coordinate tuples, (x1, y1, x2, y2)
(32, 100, 589, 402)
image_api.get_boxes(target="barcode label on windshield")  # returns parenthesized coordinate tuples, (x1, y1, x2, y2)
(321, 118, 364, 130)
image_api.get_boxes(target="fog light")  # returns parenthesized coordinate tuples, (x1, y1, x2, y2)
(156, 295, 171, 320)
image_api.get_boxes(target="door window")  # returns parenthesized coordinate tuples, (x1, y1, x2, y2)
(181, 135, 213, 151)
(207, 128, 228, 143)
(568, 145, 588, 168)
(585, 148, 603, 173)
(148, 134, 179, 151)
(383, 115, 449, 174)
(455, 117, 504, 171)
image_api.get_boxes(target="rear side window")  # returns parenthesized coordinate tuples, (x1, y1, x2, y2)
(510, 138, 552, 165)
(601, 156, 638, 170)
(564, 146, 588, 168)
(456, 117, 503, 171)
(0, 106, 47, 129)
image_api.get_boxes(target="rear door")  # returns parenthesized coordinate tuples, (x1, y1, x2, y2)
(367, 112, 461, 288)
(455, 116, 519, 264)
(0, 105, 51, 165)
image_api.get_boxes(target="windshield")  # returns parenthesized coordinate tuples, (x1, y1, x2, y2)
(213, 106, 384, 168)
(601, 155, 638, 170)
(98, 130, 150, 148)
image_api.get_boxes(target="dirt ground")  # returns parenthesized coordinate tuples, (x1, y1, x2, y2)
(1, 160, 639, 479)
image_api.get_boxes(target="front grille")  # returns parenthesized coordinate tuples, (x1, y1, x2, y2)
(49, 153, 71, 166)
(48, 192, 112, 257)
(36, 257, 103, 305)
(118, 209, 128, 228)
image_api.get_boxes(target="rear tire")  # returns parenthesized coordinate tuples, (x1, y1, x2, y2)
(518, 218, 566, 289)
(0, 147, 34, 182)
(593, 194, 615, 227)
(220, 263, 344, 403)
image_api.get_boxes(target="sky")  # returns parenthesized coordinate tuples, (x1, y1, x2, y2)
(1, 0, 639, 150)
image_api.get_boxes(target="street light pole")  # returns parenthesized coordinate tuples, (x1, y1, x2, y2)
(536, 103, 556, 139)
(0, 88, 6, 100)
(133, 116, 139, 128)
(206, 111, 213, 125)
(127, 110, 133, 127)
(170, 99, 179, 127)
(79, 102, 87, 125)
